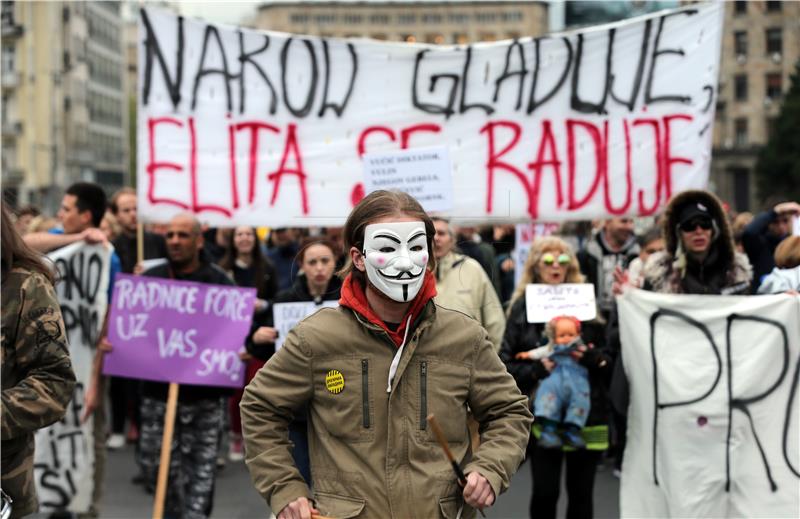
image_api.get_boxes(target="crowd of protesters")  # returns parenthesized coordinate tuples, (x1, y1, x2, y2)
(3, 183, 799, 519)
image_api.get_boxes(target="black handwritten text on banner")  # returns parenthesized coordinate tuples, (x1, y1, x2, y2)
(138, 4, 722, 226)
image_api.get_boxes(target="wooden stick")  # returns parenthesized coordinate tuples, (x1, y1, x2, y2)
(427, 414, 486, 517)
(152, 383, 179, 519)
(136, 221, 144, 264)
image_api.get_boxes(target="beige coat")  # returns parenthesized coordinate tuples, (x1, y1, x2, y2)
(241, 302, 531, 519)
(434, 252, 506, 351)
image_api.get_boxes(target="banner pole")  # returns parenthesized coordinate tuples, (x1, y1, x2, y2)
(137, 222, 144, 265)
(152, 382, 179, 519)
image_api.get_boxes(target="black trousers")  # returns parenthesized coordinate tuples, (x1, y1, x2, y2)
(530, 445, 601, 519)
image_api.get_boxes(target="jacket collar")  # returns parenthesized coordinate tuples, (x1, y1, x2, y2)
(339, 270, 437, 347)
(435, 251, 467, 281)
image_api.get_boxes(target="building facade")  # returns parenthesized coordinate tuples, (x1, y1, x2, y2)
(251, 1, 548, 44)
(1, 1, 127, 211)
(710, 0, 799, 211)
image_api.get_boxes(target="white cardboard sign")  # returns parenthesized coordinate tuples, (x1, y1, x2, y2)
(363, 146, 453, 212)
(525, 283, 597, 323)
(617, 288, 800, 518)
(273, 301, 338, 351)
(138, 3, 723, 226)
(34, 242, 111, 513)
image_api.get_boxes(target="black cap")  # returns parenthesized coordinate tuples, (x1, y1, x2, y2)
(677, 201, 713, 226)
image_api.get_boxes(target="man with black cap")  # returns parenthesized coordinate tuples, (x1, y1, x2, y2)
(641, 189, 752, 295)
(742, 199, 800, 291)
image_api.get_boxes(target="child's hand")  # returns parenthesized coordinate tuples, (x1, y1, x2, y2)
(541, 357, 555, 372)
(515, 351, 532, 360)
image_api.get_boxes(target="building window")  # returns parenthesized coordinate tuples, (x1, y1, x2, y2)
(1, 44, 15, 73)
(314, 14, 336, 24)
(766, 73, 783, 100)
(370, 14, 389, 25)
(734, 74, 748, 101)
(765, 28, 782, 55)
(502, 11, 523, 23)
(734, 1, 747, 15)
(290, 14, 309, 24)
(766, 1, 782, 12)
(421, 14, 443, 24)
(448, 13, 468, 24)
(398, 13, 416, 24)
(734, 118, 748, 146)
(475, 12, 497, 23)
(343, 14, 362, 25)
(733, 31, 747, 56)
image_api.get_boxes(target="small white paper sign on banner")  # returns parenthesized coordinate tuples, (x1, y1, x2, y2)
(793, 215, 800, 236)
(525, 283, 597, 323)
(273, 301, 338, 351)
(363, 146, 453, 212)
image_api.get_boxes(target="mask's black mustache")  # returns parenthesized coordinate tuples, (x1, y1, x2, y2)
(376, 269, 422, 280)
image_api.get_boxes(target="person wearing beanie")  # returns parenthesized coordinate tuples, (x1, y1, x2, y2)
(641, 190, 752, 295)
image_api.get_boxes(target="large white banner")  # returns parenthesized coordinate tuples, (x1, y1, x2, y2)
(618, 289, 800, 518)
(138, 3, 722, 227)
(34, 242, 111, 513)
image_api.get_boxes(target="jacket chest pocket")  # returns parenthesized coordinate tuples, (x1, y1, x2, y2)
(415, 358, 470, 444)
(313, 356, 374, 443)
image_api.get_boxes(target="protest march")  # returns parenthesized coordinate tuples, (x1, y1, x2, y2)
(2, 2, 799, 518)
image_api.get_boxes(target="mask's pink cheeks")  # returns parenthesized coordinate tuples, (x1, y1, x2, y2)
(376, 255, 386, 266)
(422, 254, 428, 264)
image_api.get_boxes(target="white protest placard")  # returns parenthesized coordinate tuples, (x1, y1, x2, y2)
(792, 215, 800, 236)
(525, 283, 596, 323)
(273, 301, 338, 351)
(35, 242, 111, 513)
(363, 146, 453, 212)
(618, 289, 800, 518)
(138, 3, 723, 226)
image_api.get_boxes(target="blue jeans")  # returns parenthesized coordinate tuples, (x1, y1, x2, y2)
(534, 352, 590, 428)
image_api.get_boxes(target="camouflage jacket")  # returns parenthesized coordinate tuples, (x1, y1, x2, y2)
(2, 268, 76, 518)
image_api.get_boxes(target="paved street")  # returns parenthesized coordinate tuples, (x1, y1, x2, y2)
(100, 445, 620, 518)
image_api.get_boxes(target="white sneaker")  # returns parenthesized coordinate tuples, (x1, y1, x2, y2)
(106, 433, 125, 450)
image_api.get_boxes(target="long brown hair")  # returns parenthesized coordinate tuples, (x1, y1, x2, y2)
(338, 190, 436, 285)
(218, 226, 269, 299)
(1, 202, 55, 284)
(507, 236, 584, 312)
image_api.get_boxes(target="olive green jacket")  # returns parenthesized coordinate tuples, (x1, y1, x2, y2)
(241, 302, 531, 519)
(2, 269, 76, 518)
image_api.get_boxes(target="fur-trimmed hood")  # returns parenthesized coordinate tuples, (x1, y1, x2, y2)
(662, 189, 735, 265)
(643, 249, 752, 294)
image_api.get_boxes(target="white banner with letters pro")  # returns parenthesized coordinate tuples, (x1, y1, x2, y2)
(34, 242, 111, 513)
(138, 3, 722, 226)
(617, 289, 800, 518)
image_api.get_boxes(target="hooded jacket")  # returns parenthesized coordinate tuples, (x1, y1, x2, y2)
(434, 251, 506, 351)
(642, 190, 752, 295)
(241, 273, 532, 519)
(577, 231, 640, 314)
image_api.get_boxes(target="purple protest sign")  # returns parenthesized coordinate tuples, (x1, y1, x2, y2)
(103, 274, 256, 388)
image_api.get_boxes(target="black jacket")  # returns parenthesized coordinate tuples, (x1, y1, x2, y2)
(246, 274, 342, 361)
(500, 297, 611, 427)
(112, 231, 167, 274)
(742, 209, 786, 291)
(577, 232, 639, 316)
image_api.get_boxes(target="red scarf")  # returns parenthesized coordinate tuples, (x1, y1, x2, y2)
(339, 271, 437, 347)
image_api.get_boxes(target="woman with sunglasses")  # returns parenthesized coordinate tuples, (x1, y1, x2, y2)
(500, 236, 610, 519)
(641, 190, 751, 295)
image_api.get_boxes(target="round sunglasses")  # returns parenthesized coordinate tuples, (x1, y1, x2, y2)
(542, 253, 571, 266)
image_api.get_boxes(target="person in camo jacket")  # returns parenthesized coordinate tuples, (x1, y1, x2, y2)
(1, 202, 76, 518)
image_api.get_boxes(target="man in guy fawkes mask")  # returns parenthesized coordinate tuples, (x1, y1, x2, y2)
(241, 190, 531, 519)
